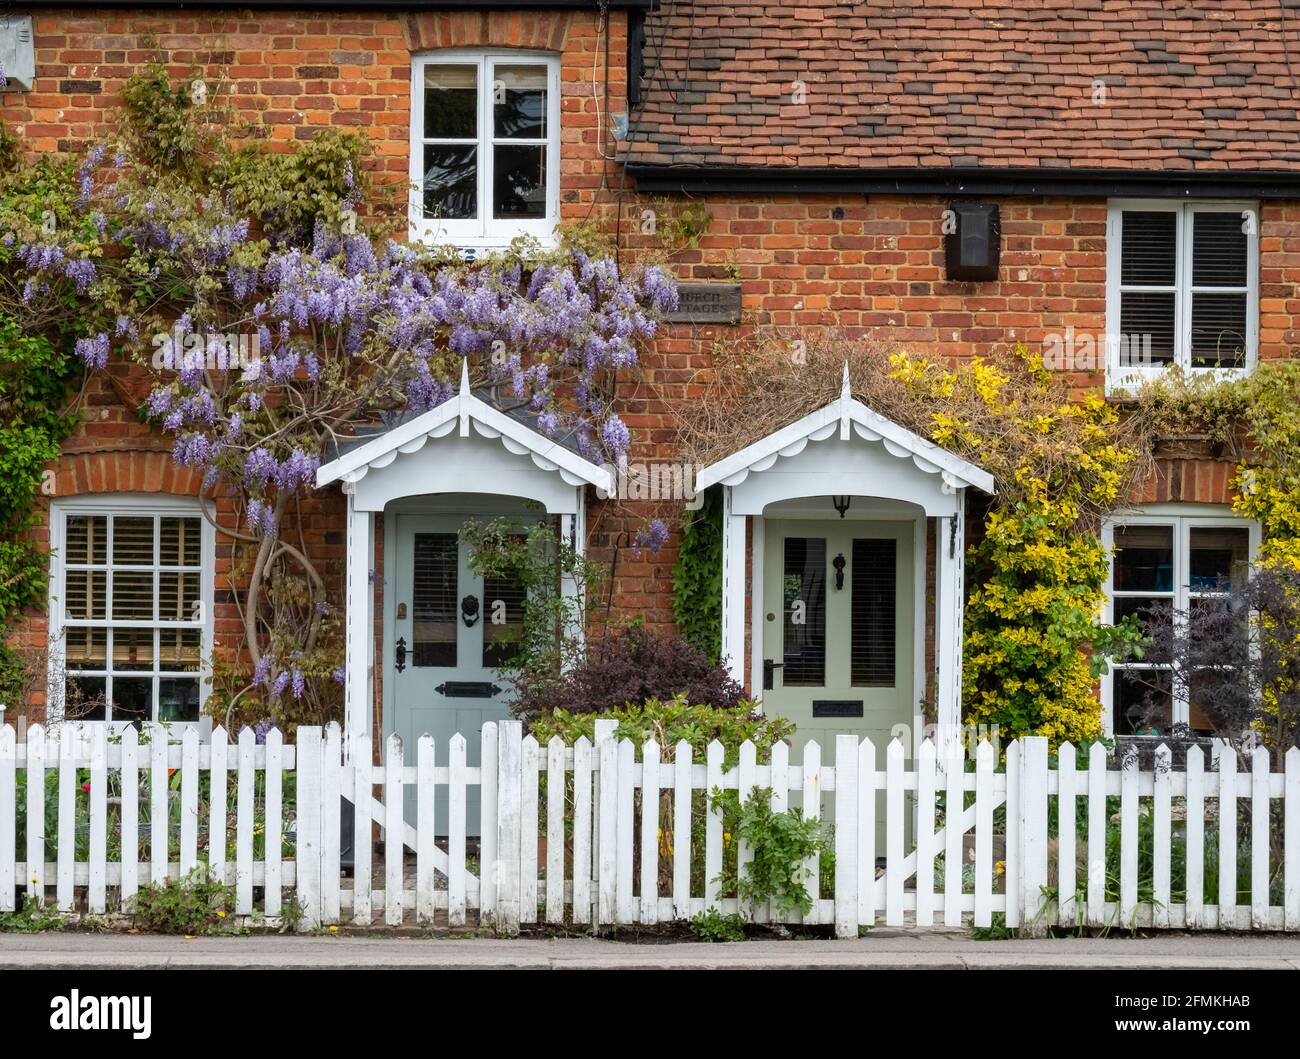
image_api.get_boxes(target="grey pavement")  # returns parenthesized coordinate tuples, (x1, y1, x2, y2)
(2, 929, 1300, 969)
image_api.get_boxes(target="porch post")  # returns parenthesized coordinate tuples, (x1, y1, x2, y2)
(559, 494, 586, 662)
(345, 488, 374, 747)
(934, 492, 965, 761)
(721, 488, 747, 685)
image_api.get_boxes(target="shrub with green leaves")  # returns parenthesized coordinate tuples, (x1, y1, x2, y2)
(128, 869, 236, 935)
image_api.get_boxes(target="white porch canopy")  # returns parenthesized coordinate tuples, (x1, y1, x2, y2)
(696, 366, 994, 747)
(316, 362, 613, 741)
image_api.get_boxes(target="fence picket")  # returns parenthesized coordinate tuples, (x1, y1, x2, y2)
(1057, 742, 1077, 929)
(885, 739, 905, 927)
(264, 727, 283, 919)
(1186, 746, 1205, 929)
(416, 734, 435, 926)
(25, 724, 44, 905)
(209, 727, 228, 890)
(597, 732, 618, 926)
(520, 734, 539, 925)
(1120, 747, 1138, 929)
(495, 722, 522, 934)
(1004, 740, 1021, 929)
(1219, 746, 1238, 929)
(1251, 745, 1269, 930)
(1020, 738, 1049, 934)
(88, 725, 107, 915)
(321, 723, 342, 924)
(800, 740, 821, 925)
(1287, 747, 1300, 931)
(480, 722, 499, 925)
(149, 724, 168, 887)
(56, 724, 77, 912)
(545, 736, 565, 925)
(236, 727, 255, 914)
(1085, 742, 1106, 929)
(352, 732, 372, 926)
(385, 734, 405, 926)
(294, 726, 322, 930)
(639, 739, 660, 925)
(448, 733, 468, 927)
(615, 738, 635, 925)
(180, 727, 199, 877)
(705, 740, 723, 913)
(0, 726, 13, 912)
(737, 740, 757, 921)
(119, 725, 138, 911)
(672, 740, 692, 922)
(1153, 744, 1171, 929)
(942, 740, 963, 927)
(771, 740, 789, 926)
(915, 739, 936, 927)
(571, 736, 593, 925)
(857, 737, 876, 929)
(974, 740, 994, 928)
(835, 734, 860, 937)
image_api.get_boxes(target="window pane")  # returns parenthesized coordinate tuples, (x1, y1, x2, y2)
(65, 570, 106, 620)
(159, 571, 201, 622)
(493, 64, 547, 139)
(66, 676, 107, 721)
(159, 678, 200, 723)
(1119, 291, 1176, 364)
(422, 145, 477, 220)
(483, 565, 527, 669)
(1120, 211, 1177, 286)
(1188, 671, 1228, 736)
(1114, 596, 1172, 664)
(1113, 525, 1174, 592)
(159, 628, 202, 671)
(112, 627, 154, 671)
(782, 537, 826, 687)
(161, 517, 201, 566)
(65, 627, 106, 670)
(111, 678, 152, 724)
(413, 533, 457, 668)
(493, 144, 546, 218)
(1192, 211, 1248, 288)
(65, 515, 106, 565)
(1112, 668, 1171, 736)
(1189, 527, 1250, 591)
(423, 64, 477, 139)
(111, 571, 154, 620)
(1190, 292, 1247, 368)
(850, 538, 895, 687)
(113, 516, 154, 565)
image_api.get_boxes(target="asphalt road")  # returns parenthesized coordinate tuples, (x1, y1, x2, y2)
(2, 929, 1300, 969)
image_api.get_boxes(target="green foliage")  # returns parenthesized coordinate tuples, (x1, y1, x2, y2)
(128, 869, 237, 934)
(671, 486, 723, 662)
(0, 895, 66, 932)
(119, 65, 211, 173)
(689, 907, 747, 942)
(528, 693, 793, 769)
(1128, 366, 1252, 452)
(710, 786, 829, 917)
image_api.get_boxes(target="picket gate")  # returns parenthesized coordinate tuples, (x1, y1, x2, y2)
(2, 720, 1299, 936)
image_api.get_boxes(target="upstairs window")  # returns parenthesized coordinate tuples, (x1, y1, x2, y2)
(409, 51, 560, 251)
(1106, 201, 1258, 391)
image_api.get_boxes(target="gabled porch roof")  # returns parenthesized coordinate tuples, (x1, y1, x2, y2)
(696, 365, 994, 497)
(316, 360, 615, 495)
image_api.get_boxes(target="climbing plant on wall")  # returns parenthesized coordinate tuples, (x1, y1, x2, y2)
(671, 485, 723, 663)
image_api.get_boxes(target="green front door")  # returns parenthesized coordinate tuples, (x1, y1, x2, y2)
(762, 520, 915, 757)
(390, 513, 525, 833)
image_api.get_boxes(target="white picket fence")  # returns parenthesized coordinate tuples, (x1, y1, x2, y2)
(2, 720, 1299, 935)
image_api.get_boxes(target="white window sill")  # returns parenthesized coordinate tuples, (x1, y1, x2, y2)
(1106, 364, 1254, 399)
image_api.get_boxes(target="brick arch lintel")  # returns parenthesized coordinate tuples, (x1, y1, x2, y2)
(52, 449, 204, 499)
(402, 10, 573, 53)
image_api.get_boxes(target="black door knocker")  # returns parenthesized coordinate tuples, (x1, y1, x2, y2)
(461, 593, 480, 627)
(832, 553, 846, 591)
(394, 636, 407, 673)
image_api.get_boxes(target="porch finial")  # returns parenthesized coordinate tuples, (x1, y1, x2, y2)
(840, 360, 852, 439)
(459, 356, 471, 398)
(841, 360, 851, 401)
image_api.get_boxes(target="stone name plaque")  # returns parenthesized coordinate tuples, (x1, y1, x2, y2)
(665, 282, 742, 324)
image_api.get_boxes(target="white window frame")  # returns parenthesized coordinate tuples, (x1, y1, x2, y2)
(1105, 200, 1259, 394)
(408, 50, 561, 252)
(1101, 505, 1260, 737)
(46, 494, 216, 728)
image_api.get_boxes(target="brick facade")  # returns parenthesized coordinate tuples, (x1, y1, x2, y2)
(7, 5, 1288, 723)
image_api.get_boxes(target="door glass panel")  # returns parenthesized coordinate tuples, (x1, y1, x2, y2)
(413, 533, 458, 667)
(1189, 527, 1250, 592)
(1113, 524, 1174, 591)
(782, 537, 825, 687)
(850, 538, 895, 687)
(483, 564, 527, 669)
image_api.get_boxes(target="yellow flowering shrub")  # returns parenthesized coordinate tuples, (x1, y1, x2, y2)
(891, 345, 1143, 746)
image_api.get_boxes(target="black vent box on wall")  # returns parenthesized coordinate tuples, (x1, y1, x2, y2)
(944, 202, 1001, 281)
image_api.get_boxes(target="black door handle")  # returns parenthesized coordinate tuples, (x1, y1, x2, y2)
(394, 636, 407, 673)
(763, 658, 784, 690)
